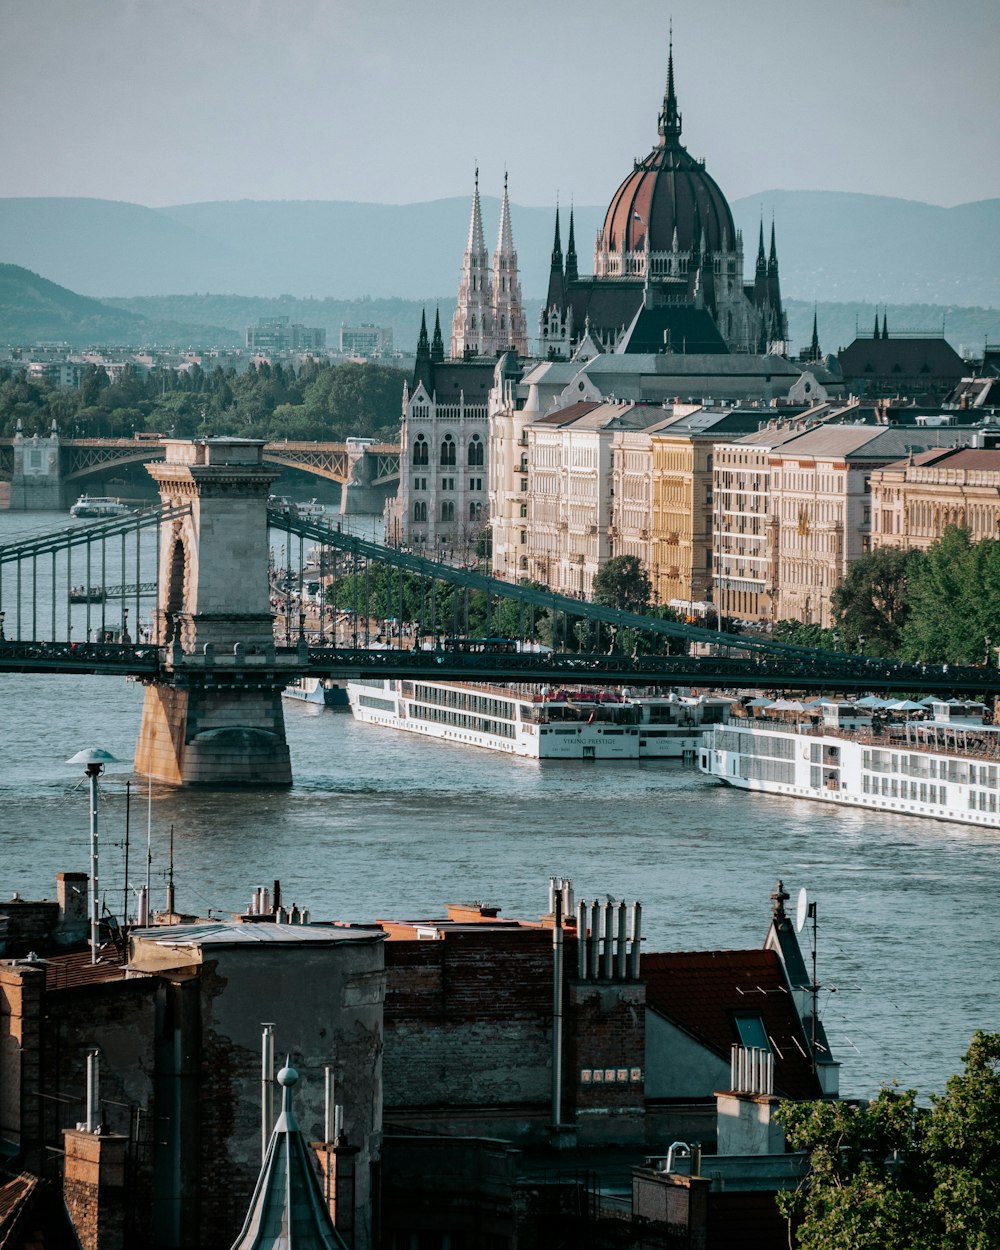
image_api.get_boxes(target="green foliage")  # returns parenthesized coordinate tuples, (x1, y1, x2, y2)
(777, 1031, 1000, 1250)
(830, 546, 917, 655)
(772, 620, 840, 650)
(0, 359, 405, 444)
(592, 555, 652, 614)
(899, 529, 1000, 665)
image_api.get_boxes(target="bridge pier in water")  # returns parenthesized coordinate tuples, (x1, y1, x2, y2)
(135, 438, 293, 787)
(9, 421, 63, 511)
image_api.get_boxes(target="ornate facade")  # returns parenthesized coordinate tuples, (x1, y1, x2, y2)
(539, 44, 786, 361)
(451, 172, 527, 360)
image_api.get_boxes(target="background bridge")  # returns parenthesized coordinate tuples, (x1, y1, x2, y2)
(0, 428, 400, 512)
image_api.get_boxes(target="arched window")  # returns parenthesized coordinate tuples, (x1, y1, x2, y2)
(441, 501, 455, 522)
(413, 501, 427, 523)
(441, 435, 456, 466)
(469, 501, 483, 520)
(412, 435, 428, 466)
(467, 435, 484, 467)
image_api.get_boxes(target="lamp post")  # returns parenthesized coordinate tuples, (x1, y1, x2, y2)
(66, 748, 121, 964)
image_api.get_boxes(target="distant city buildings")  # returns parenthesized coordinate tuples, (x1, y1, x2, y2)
(340, 321, 393, 358)
(245, 315, 326, 352)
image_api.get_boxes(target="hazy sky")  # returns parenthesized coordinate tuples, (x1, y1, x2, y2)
(3, 0, 999, 210)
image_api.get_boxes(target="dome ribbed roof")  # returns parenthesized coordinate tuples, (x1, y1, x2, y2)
(601, 49, 736, 257)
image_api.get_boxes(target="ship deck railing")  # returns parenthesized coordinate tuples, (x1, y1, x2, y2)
(727, 715, 1000, 764)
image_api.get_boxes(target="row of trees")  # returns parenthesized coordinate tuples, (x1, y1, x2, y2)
(0, 359, 406, 443)
(778, 1030, 1000, 1249)
(774, 528, 1000, 666)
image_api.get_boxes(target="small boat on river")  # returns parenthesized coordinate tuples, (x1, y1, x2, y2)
(69, 585, 106, 604)
(282, 676, 349, 709)
(70, 495, 131, 518)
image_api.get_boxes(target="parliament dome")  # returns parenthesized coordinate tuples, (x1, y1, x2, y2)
(600, 51, 736, 257)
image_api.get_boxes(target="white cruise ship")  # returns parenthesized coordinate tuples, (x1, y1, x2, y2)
(699, 700, 1000, 828)
(69, 494, 131, 518)
(347, 678, 731, 760)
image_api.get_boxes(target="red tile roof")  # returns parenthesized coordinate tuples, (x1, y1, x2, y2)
(643, 949, 821, 1099)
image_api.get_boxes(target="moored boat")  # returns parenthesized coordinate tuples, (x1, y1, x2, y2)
(698, 699, 999, 827)
(69, 585, 106, 604)
(282, 676, 349, 709)
(69, 495, 131, 518)
(295, 499, 327, 520)
(347, 677, 731, 759)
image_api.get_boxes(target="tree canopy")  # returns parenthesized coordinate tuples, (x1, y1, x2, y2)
(592, 555, 652, 614)
(831, 545, 917, 655)
(777, 1030, 1000, 1250)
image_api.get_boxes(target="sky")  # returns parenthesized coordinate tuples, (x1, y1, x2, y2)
(2, 0, 999, 211)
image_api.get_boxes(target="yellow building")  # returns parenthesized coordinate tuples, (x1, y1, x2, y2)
(870, 445, 1000, 551)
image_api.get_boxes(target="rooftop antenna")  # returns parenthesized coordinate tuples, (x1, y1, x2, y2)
(796, 887, 819, 1075)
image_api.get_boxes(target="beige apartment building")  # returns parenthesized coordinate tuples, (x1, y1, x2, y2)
(648, 410, 767, 611)
(869, 445, 1000, 552)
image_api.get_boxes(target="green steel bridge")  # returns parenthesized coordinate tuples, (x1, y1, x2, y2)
(1, 504, 998, 699)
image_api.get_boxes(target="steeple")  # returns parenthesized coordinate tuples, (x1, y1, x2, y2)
(873, 308, 880, 339)
(565, 205, 579, 284)
(546, 203, 565, 311)
(492, 172, 527, 355)
(754, 219, 768, 307)
(413, 308, 433, 392)
(431, 307, 445, 362)
(766, 219, 785, 343)
(451, 167, 494, 358)
(809, 305, 820, 361)
(230, 1062, 347, 1250)
(657, 23, 682, 145)
(882, 311, 889, 340)
(767, 221, 778, 276)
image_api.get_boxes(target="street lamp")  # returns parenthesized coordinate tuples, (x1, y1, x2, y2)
(66, 748, 121, 964)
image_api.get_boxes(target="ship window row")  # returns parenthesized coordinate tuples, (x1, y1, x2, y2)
(717, 729, 794, 760)
(413, 685, 517, 722)
(969, 789, 999, 812)
(740, 757, 795, 784)
(358, 694, 397, 713)
(412, 705, 515, 739)
(863, 775, 947, 805)
(863, 751, 997, 786)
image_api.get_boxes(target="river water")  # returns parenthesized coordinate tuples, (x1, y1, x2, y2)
(1, 510, 998, 1103)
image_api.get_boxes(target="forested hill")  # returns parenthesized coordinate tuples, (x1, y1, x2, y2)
(1, 191, 998, 306)
(0, 264, 239, 347)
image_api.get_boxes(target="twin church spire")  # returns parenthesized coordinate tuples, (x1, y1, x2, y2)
(451, 171, 527, 358)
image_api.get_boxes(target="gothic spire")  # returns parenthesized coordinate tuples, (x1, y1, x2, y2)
(496, 170, 514, 259)
(810, 305, 820, 360)
(413, 308, 433, 390)
(416, 308, 429, 356)
(756, 221, 767, 276)
(467, 165, 486, 256)
(768, 220, 779, 275)
(431, 307, 444, 362)
(873, 308, 880, 339)
(882, 311, 889, 340)
(565, 204, 579, 283)
(546, 202, 565, 312)
(657, 22, 682, 145)
(550, 202, 563, 270)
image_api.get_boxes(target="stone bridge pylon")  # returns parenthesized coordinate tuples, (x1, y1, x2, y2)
(135, 438, 292, 786)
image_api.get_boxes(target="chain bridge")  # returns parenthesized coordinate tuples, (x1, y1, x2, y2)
(1, 438, 997, 786)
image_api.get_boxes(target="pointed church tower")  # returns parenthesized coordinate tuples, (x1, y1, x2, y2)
(451, 168, 494, 358)
(546, 204, 565, 312)
(766, 220, 787, 345)
(882, 311, 889, 340)
(491, 173, 528, 356)
(807, 305, 821, 361)
(431, 307, 445, 363)
(753, 221, 769, 308)
(565, 205, 579, 284)
(873, 308, 881, 339)
(413, 308, 433, 393)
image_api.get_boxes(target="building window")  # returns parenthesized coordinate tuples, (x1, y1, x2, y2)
(519, 503, 527, 518)
(413, 501, 427, 523)
(469, 502, 482, 520)
(441, 436, 456, 467)
(470, 477, 482, 492)
(468, 435, 484, 467)
(412, 435, 428, 466)
(441, 501, 455, 522)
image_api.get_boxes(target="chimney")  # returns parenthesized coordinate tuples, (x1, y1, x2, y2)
(57, 872, 89, 943)
(63, 1125, 129, 1250)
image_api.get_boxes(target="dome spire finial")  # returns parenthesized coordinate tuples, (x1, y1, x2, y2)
(658, 20, 682, 145)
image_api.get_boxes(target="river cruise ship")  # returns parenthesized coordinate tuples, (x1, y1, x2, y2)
(347, 678, 731, 760)
(698, 701, 999, 828)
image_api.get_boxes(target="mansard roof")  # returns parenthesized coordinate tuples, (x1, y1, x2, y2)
(838, 336, 965, 381)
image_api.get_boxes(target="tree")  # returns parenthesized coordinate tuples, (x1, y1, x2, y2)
(776, 1031, 1000, 1250)
(592, 555, 652, 614)
(899, 529, 1000, 664)
(831, 545, 917, 656)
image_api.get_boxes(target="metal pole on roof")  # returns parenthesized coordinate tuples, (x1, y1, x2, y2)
(551, 885, 564, 1133)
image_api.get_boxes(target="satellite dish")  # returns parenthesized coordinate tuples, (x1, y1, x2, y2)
(796, 887, 809, 932)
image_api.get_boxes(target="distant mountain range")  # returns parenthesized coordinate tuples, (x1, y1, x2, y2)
(1, 191, 998, 308)
(2, 264, 998, 362)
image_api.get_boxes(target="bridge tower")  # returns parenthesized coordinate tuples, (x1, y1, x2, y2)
(10, 419, 62, 510)
(135, 438, 292, 786)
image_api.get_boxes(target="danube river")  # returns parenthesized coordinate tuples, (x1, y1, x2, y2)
(1, 511, 998, 1103)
